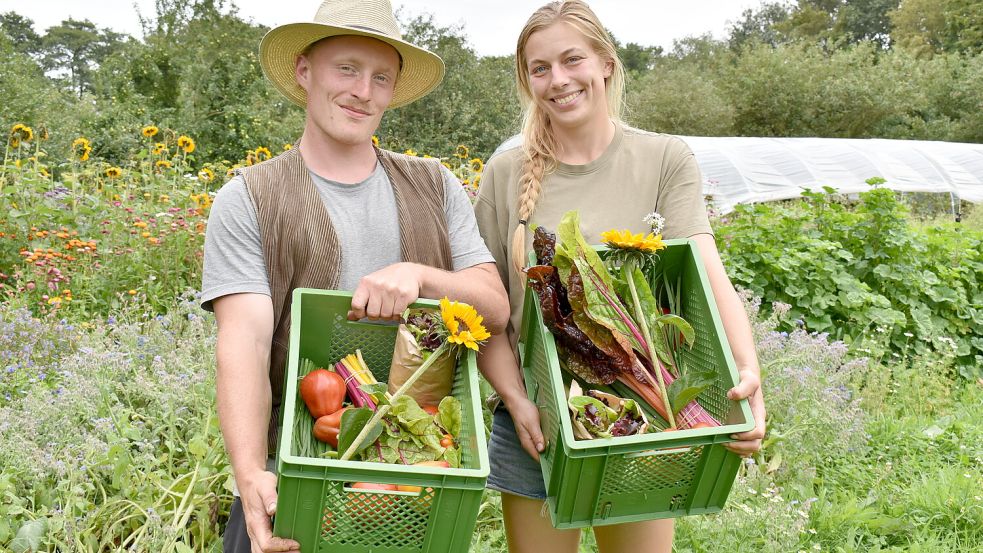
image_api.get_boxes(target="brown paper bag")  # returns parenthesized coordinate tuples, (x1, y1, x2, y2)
(388, 324, 457, 406)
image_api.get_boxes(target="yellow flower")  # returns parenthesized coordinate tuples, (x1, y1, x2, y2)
(142, 125, 159, 138)
(198, 167, 215, 182)
(600, 229, 666, 253)
(141, 231, 151, 238)
(10, 137, 20, 149)
(105, 167, 123, 178)
(10, 123, 33, 143)
(441, 161, 452, 170)
(153, 142, 168, 155)
(159, 194, 170, 203)
(372, 135, 380, 147)
(283, 143, 292, 151)
(469, 158, 484, 172)
(156, 159, 173, 169)
(455, 145, 469, 159)
(177, 135, 195, 154)
(72, 137, 92, 161)
(254, 146, 272, 161)
(440, 297, 490, 351)
(128, 289, 137, 296)
(404, 148, 418, 157)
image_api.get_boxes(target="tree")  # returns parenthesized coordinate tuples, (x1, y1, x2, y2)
(0, 12, 42, 57)
(727, 2, 792, 50)
(890, 0, 983, 56)
(834, 0, 900, 47)
(42, 18, 127, 98)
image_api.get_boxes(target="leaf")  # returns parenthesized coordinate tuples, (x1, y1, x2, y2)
(667, 366, 716, 415)
(187, 436, 208, 459)
(10, 519, 46, 553)
(337, 407, 381, 457)
(922, 425, 945, 439)
(656, 313, 695, 348)
(174, 543, 195, 553)
(359, 383, 391, 406)
(766, 452, 783, 474)
(436, 396, 462, 437)
(390, 396, 433, 436)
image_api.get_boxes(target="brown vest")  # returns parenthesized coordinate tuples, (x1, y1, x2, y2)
(239, 146, 454, 454)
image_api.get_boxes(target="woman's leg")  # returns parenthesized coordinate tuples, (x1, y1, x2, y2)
(593, 519, 674, 553)
(502, 492, 582, 553)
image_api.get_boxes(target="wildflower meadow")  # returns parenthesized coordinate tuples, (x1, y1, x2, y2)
(1, 119, 979, 552)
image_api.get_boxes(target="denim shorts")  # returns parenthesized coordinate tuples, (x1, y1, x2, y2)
(486, 406, 548, 500)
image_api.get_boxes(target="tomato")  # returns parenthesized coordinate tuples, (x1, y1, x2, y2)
(396, 484, 423, 493)
(313, 408, 348, 448)
(691, 422, 713, 429)
(300, 368, 346, 418)
(439, 434, 454, 448)
(421, 404, 439, 416)
(350, 482, 398, 491)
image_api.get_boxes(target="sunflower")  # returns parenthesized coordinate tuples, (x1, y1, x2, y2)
(71, 137, 92, 162)
(404, 148, 418, 157)
(600, 229, 666, 253)
(142, 125, 159, 138)
(283, 143, 292, 151)
(439, 297, 490, 351)
(254, 146, 272, 161)
(455, 145, 469, 159)
(156, 159, 173, 169)
(469, 158, 483, 172)
(152, 142, 168, 155)
(371, 135, 380, 147)
(10, 123, 33, 143)
(105, 167, 123, 178)
(177, 135, 195, 154)
(198, 167, 215, 182)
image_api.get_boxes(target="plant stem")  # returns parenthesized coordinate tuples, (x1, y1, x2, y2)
(624, 260, 676, 428)
(340, 341, 453, 460)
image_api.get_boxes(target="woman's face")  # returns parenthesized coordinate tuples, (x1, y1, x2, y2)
(523, 22, 613, 133)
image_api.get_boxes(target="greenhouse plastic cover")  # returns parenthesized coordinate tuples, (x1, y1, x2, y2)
(491, 135, 983, 213)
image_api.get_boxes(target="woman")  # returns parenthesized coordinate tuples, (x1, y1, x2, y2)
(473, 2, 767, 551)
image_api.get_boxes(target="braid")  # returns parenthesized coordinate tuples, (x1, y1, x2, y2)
(510, 149, 547, 274)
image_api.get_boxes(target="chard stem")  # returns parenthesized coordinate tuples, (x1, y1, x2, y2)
(625, 261, 676, 428)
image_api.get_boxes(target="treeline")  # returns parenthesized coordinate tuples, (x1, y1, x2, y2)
(2, 0, 982, 164)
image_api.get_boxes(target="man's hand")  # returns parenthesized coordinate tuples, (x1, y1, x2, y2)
(348, 262, 423, 321)
(724, 369, 766, 457)
(503, 395, 546, 462)
(239, 470, 300, 553)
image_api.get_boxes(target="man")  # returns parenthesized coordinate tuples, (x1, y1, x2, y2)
(199, 1, 509, 551)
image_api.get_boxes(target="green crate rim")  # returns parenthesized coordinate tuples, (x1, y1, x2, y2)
(278, 287, 490, 481)
(521, 238, 755, 456)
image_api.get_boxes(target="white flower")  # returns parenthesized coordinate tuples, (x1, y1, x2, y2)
(643, 212, 665, 234)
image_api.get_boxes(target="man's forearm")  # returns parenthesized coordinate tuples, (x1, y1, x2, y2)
(417, 263, 510, 334)
(216, 329, 273, 482)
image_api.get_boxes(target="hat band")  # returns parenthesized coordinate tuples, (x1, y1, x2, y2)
(347, 24, 390, 36)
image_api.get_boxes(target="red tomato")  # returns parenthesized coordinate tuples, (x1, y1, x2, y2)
(421, 404, 440, 416)
(415, 460, 451, 468)
(439, 434, 454, 448)
(300, 368, 345, 418)
(313, 408, 348, 448)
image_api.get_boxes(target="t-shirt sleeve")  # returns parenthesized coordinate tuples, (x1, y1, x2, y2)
(655, 137, 714, 240)
(440, 166, 496, 271)
(472, 160, 510, 287)
(200, 176, 271, 311)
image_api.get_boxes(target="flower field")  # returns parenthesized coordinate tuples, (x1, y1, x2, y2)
(1, 124, 981, 552)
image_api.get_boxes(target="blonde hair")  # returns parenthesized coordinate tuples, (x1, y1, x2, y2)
(510, 0, 627, 274)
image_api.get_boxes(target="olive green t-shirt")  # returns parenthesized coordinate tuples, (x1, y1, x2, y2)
(473, 124, 713, 344)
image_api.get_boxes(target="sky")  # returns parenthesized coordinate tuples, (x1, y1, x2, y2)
(1, 0, 770, 56)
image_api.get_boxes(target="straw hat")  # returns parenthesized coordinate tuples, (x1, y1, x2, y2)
(259, 0, 445, 109)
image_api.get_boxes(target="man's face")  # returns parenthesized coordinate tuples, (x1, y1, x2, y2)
(296, 35, 401, 147)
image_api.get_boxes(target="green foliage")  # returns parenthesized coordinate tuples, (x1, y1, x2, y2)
(716, 184, 983, 379)
(626, 64, 736, 135)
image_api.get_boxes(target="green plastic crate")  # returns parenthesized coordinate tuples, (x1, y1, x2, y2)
(273, 288, 489, 552)
(519, 239, 755, 529)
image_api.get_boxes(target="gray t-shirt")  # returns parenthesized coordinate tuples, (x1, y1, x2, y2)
(200, 161, 494, 311)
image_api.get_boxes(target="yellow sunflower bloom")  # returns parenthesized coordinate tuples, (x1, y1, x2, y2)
(469, 158, 483, 172)
(198, 167, 215, 182)
(177, 135, 195, 154)
(439, 297, 490, 351)
(455, 145, 469, 159)
(404, 148, 418, 157)
(372, 135, 380, 147)
(600, 229, 666, 253)
(105, 167, 123, 178)
(283, 143, 292, 151)
(10, 123, 33, 143)
(153, 142, 168, 155)
(254, 146, 272, 161)
(156, 159, 173, 169)
(142, 125, 159, 138)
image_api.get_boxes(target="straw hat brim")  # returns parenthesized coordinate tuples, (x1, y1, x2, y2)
(260, 23, 445, 109)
